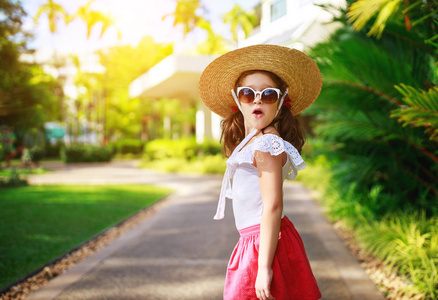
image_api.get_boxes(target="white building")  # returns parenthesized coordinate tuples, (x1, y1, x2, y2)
(129, 0, 345, 142)
(240, 0, 344, 49)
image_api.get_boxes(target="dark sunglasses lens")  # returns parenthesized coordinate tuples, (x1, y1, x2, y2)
(262, 89, 279, 103)
(238, 88, 255, 103)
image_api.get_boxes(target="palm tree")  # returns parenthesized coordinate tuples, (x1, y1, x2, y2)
(222, 4, 257, 43)
(35, 0, 118, 40)
(34, 0, 69, 124)
(196, 30, 229, 54)
(74, 0, 118, 39)
(34, 0, 67, 34)
(163, 0, 206, 37)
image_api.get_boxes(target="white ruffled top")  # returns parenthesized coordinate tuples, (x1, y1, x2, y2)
(214, 129, 305, 230)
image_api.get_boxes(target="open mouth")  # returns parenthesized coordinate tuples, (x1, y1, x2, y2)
(253, 108, 263, 115)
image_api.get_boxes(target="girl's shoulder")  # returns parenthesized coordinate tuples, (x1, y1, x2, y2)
(252, 131, 286, 157)
(229, 128, 305, 179)
(252, 131, 303, 165)
(251, 133, 305, 179)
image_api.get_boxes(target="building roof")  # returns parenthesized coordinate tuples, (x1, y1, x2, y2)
(129, 54, 217, 100)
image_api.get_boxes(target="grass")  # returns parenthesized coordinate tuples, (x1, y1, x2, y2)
(357, 213, 438, 299)
(0, 184, 172, 288)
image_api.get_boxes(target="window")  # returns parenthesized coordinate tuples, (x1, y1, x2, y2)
(270, 0, 287, 22)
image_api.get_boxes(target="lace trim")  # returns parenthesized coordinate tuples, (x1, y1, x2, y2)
(227, 134, 305, 180)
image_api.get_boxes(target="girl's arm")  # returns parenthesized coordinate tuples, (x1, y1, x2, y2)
(254, 149, 285, 300)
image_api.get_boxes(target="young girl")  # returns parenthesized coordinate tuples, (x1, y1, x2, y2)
(199, 44, 322, 300)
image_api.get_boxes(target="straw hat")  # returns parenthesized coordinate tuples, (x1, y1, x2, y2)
(198, 44, 322, 118)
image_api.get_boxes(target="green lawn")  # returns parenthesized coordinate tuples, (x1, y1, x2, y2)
(0, 184, 172, 288)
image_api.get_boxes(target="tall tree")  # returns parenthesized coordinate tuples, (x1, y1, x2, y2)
(98, 36, 173, 141)
(0, 0, 59, 129)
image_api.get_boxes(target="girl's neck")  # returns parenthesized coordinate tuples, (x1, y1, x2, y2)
(245, 127, 252, 136)
(244, 121, 254, 136)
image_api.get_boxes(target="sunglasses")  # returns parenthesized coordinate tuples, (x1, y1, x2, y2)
(236, 87, 281, 104)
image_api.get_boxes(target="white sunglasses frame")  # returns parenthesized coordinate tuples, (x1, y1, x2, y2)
(236, 87, 281, 103)
(231, 88, 288, 118)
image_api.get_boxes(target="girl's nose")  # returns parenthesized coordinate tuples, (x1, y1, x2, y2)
(253, 94, 262, 104)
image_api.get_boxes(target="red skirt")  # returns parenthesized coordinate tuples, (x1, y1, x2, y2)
(224, 216, 321, 300)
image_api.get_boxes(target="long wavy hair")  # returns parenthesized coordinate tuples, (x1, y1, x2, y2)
(220, 70, 305, 157)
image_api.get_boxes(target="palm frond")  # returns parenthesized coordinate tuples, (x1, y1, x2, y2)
(315, 110, 388, 141)
(391, 84, 438, 141)
(311, 28, 422, 100)
(347, 0, 403, 38)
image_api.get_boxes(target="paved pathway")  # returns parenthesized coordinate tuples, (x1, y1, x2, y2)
(25, 160, 384, 300)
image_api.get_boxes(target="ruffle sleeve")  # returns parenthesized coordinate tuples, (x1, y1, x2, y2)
(250, 134, 305, 180)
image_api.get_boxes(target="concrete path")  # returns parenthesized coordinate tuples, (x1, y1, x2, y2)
(25, 160, 384, 300)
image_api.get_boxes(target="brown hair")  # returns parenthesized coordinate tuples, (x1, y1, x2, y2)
(220, 70, 305, 157)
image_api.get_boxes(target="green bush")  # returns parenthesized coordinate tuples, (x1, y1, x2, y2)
(298, 151, 438, 299)
(140, 154, 226, 175)
(29, 146, 44, 162)
(140, 138, 225, 174)
(44, 140, 64, 159)
(143, 137, 221, 161)
(191, 154, 227, 174)
(61, 145, 113, 163)
(0, 169, 27, 188)
(113, 139, 144, 155)
(196, 139, 222, 157)
(307, 25, 437, 217)
(0, 144, 4, 162)
(143, 138, 197, 161)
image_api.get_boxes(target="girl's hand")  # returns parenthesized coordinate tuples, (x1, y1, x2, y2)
(255, 267, 276, 300)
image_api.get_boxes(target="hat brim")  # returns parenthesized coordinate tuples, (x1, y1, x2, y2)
(198, 44, 322, 118)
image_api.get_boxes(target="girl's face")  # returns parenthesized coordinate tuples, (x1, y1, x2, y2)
(239, 72, 280, 133)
